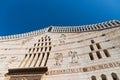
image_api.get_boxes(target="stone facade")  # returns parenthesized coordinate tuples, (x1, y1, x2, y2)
(0, 20, 120, 80)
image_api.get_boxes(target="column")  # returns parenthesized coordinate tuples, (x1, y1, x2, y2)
(30, 53, 39, 67)
(41, 53, 47, 66)
(21, 54, 30, 68)
(35, 53, 43, 67)
(25, 54, 34, 67)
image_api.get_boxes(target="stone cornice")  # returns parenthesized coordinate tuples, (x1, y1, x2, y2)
(0, 28, 48, 41)
(50, 20, 120, 33)
(0, 20, 120, 41)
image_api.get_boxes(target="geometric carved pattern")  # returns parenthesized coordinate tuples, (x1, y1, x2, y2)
(19, 35, 52, 68)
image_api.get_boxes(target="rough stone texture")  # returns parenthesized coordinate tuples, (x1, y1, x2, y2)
(0, 20, 120, 80)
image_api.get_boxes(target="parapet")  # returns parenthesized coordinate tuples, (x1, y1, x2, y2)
(50, 20, 120, 32)
(0, 20, 120, 41)
(0, 28, 47, 41)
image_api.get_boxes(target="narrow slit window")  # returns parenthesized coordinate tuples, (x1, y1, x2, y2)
(36, 48, 39, 52)
(34, 53, 41, 67)
(101, 74, 107, 80)
(41, 47, 43, 52)
(29, 48, 31, 52)
(103, 49, 110, 57)
(33, 48, 35, 52)
(91, 76, 96, 80)
(90, 45, 94, 51)
(91, 40, 95, 43)
(34, 44, 36, 47)
(49, 46, 51, 51)
(39, 53, 45, 66)
(89, 53, 94, 60)
(45, 47, 47, 52)
(45, 42, 47, 46)
(25, 54, 27, 58)
(44, 52, 50, 66)
(38, 43, 40, 46)
(38, 53, 41, 57)
(96, 51, 102, 59)
(29, 54, 32, 58)
(111, 73, 119, 80)
(96, 43, 101, 49)
(49, 42, 51, 45)
(33, 54, 36, 58)
(29, 54, 36, 66)
(41, 43, 43, 46)
(38, 39, 40, 42)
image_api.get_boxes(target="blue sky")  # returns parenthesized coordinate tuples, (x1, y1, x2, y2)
(0, 0, 120, 36)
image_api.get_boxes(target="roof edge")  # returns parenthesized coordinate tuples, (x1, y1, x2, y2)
(0, 20, 120, 41)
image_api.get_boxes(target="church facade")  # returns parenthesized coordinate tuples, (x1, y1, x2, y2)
(0, 20, 120, 80)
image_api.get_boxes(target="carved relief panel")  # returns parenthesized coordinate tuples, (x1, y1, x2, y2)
(68, 51, 79, 64)
(54, 53, 63, 66)
(52, 50, 80, 68)
(59, 34, 67, 44)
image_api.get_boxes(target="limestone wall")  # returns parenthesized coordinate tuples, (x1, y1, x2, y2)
(46, 27, 120, 80)
(0, 20, 120, 80)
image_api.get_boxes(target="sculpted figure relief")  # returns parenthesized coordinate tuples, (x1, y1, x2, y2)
(68, 51, 79, 64)
(54, 53, 63, 66)
(59, 34, 66, 44)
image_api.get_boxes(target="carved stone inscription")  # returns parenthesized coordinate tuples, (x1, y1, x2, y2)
(48, 61, 120, 75)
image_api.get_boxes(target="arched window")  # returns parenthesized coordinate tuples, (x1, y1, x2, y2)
(96, 43, 101, 49)
(96, 51, 102, 59)
(91, 75, 96, 80)
(89, 53, 94, 60)
(90, 45, 94, 51)
(103, 49, 110, 57)
(91, 40, 95, 43)
(111, 73, 119, 80)
(101, 74, 107, 80)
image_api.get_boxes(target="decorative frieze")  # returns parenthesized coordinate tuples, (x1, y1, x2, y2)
(47, 61, 120, 75)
